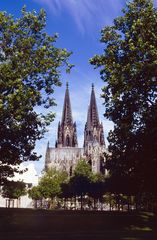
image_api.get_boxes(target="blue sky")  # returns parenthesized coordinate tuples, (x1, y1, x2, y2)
(1, 0, 157, 175)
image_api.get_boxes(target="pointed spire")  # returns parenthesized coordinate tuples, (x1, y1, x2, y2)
(87, 106, 91, 129)
(87, 84, 99, 128)
(56, 83, 78, 148)
(61, 82, 73, 126)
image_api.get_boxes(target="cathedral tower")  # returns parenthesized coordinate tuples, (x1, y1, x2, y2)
(45, 83, 106, 175)
(84, 84, 105, 173)
(56, 82, 78, 148)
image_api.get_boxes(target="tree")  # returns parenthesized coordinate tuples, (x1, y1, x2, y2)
(28, 185, 42, 208)
(39, 168, 68, 208)
(60, 182, 73, 209)
(73, 159, 92, 178)
(0, 7, 72, 184)
(90, 0, 157, 195)
(88, 173, 106, 210)
(70, 159, 92, 210)
(2, 180, 26, 207)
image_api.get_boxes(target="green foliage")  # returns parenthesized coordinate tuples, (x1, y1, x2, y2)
(39, 168, 68, 199)
(70, 160, 92, 200)
(73, 159, 92, 178)
(89, 173, 106, 201)
(2, 180, 26, 199)
(0, 7, 72, 183)
(90, 0, 157, 194)
(60, 182, 73, 198)
(28, 185, 42, 200)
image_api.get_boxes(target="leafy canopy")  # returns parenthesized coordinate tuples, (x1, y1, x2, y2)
(90, 0, 157, 193)
(0, 7, 72, 184)
(73, 159, 92, 178)
(69, 159, 92, 197)
(38, 168, 68, 199)
(2, 180, 26, 199)
(28, 185, 42, 200)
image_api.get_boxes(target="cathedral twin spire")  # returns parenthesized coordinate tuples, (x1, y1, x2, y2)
(45, 83, 106, 174)
(56, 83, 105, 148)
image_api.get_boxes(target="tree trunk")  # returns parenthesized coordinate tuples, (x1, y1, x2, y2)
(94, 198, 96, 210)
(109, 197, 112, 211)
(81, 194, 83, 210)
(135, 196, 138, 211)
(127, 196, 130, 212)
(40, 198, 43, 208)
(121, 203, 124, 212)
(75, 196, 77, 210)
(64, 198, 66, 210)
(35, 200, 37, 209)
(8, 199, 10, 208)
(117, 195, 120, 212)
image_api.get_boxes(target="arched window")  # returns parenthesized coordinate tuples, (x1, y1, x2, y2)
(88, 158, 92, 166)
(100, 157, 105, 174)
(66, 135, 70, 146)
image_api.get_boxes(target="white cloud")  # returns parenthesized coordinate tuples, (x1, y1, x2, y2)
(33, 0, 157, 34)
(33, 0, 125, 34)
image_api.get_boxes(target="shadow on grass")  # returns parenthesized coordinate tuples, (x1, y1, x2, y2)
(0, 208, 157, 240)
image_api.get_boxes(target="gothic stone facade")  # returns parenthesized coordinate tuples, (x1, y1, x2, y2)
(45, 83, 107, 174)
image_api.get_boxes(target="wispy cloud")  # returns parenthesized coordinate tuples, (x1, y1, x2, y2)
(33, 0, 124, 34)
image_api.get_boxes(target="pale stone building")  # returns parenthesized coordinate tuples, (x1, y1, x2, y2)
(45, 83, 107, 174)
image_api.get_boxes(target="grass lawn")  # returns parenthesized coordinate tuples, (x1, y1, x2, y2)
(0, 208, 157, 240)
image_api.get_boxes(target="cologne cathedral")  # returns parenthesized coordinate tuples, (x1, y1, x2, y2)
(45, 83, 107, 175)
